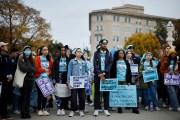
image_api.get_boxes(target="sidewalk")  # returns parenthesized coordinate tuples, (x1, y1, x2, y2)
(11, 105, 180, 120)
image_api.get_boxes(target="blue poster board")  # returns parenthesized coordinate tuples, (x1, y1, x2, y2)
(109, 85, 137, 107)
(70, 75, 90, 89)
(130, 64, 138, 75)
(100, 78, 118, 91)
(142, 69, 159, 83)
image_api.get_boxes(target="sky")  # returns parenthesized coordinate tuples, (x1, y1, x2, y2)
(24, 0, 180, 50)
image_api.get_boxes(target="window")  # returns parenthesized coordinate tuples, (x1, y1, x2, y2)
(136, 28, 138, 33)
(97, 15, 103, 21)
(139, 28, 141, 32)
(96, 25, 103, 31)
(124, 37, 127, 42)
(113, 15, 119, 22)
(95, 34, 103, 41)
(125, 16, 130, 23)
(113, 36, 120, 42)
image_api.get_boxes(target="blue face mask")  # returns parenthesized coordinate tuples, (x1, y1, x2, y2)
(24, 50, 31, 56)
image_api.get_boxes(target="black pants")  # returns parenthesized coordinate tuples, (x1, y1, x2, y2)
(94, 81, 109, 110)
(20, 80, 33, 114)
(36, 83, 47, 110)
(0, 81, 12, 115)
(71, 88, 85, 111)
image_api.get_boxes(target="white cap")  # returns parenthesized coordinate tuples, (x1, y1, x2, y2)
(0, 42, 8, 47)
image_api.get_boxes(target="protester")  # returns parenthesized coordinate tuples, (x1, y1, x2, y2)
(93, 39, 113, 116)
(139, 52, 161, 111)
(160, 49, 180, 111)
(0, 42, 13, 119)
(67, 48, 89, 117)
(18, 46, 36, 119)
(34, 46, 53, 116)
(52, 45, 69, 116)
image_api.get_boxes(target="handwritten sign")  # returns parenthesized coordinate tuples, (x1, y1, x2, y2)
(70, 75, 89, 89)
(130, 64, 138, 75)
(109, 85, 137, 107)
(54, 84, 71, 97)
(142, 69, 159, 83)
(36, 76, 55, 97)
(164, 73, 180, 85)
(100, 78, 118, 91)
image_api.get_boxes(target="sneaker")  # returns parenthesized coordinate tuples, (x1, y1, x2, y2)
(13, 110, 21, 115)
(38, 110, 43, 116)
(61, 109, 65, 115)
(104, 110, 110, 116)
(57, 109, 61, 116)
(93, 110, 99, 116)
(169, 107, 173, 111)
(144, 106, 149, 111)
(69, 111, 74, 117)
(132, 109, 140, 114)
(89, 102, 94, 106)
(162, 103, 167, 108)
(155, 107, 161, 111)
(43, 111, 49, 116)
(85, 102, 88, 105)
(177, 107, 180, 112)
(79, 111, 84, 117)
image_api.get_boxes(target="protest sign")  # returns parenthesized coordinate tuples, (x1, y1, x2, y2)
(100, 78, 118, 91)
(142, 69, 158, 83)
(55, 84, 71, 97)
(130, 64, 138, 75)
(70, 75, 89, 89)
(164, 73, 180, 85)
(36, 76, 55, 97)
(109, 85, 137, 107)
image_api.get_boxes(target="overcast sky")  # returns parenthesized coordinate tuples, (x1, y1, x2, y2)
(24, 0, 180, 50)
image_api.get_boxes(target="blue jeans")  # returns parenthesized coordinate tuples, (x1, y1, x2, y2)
(12, 93, 20, 111)
(148, 82, 158, 107)
(167, 85, 179, 108)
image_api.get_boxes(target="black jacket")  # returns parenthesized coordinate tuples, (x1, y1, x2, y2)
(18, 55, 36, 81)
(52, 56, 69, 84)
(110, 60, 132, 84)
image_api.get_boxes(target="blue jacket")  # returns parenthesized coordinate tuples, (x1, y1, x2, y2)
(67, 58, 89, 84)
(93, 49, 113, 76)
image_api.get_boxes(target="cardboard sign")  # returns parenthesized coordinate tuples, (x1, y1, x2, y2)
(36, 76, 55, 97)
(54, 84, 71, 97)
(130, 64, 138, 75)
(109, 85, 137, 107)
(100, 78, 118, 91)
(164, 73, 180, 85)
(70, 75, 89, 89)
(142, 69, 158, 83)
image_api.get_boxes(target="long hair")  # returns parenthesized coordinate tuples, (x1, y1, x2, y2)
(113, 50, 126, 63)
(167, 53, 177, 71)
(39, 46, 51, 61)
(22, 50, 34, 65)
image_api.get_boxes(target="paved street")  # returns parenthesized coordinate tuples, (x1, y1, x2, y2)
(11, 104, 180, 120)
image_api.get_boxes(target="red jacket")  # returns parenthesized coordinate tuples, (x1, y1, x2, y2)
(34, 56, 53, 78)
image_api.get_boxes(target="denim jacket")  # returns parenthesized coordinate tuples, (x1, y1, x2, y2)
(67, 58, 89, 84)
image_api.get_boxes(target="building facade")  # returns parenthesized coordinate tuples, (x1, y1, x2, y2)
(89, 4, 174, 54)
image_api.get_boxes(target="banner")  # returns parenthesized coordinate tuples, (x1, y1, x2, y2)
(54, 84, 71, 97)
(100, 78, 118, 91)
(142, 69, 158, 83)
(70, 75, 89, 89)
(36, 76, 55, 97)
(109, 85, 137, 107)
(164, 73, 180, 85)
(130, 64, 138, 75)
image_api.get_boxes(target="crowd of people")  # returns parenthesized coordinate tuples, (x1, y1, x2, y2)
(0, 39, 179, 119)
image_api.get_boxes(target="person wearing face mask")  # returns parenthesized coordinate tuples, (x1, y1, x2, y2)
(18, 46, 36, 119)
